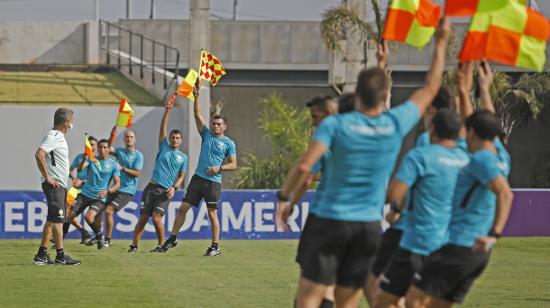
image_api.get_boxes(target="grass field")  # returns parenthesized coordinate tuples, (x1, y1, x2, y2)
(0, 71, 160, 105)
(0, 238, 549, 307)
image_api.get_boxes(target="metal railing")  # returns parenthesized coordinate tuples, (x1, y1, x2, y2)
(99, 19, 180, 89)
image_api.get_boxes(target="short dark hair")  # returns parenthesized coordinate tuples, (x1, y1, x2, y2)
(432, 87, 453, 110)
(356, 68, 390, 108)
(432, 108, 461, 140)
(338, 93, 356, 114)
(53, 108, 73, 126)
(466, 110, 501, 141)
(97, 139, 109, 147)
(88, 135, 97, 143)
(306, 95, 334, 108)
(170, 129, 183, 137)
(212, 115, 227, 125)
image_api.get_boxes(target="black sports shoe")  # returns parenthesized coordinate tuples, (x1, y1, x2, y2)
(128, 245, 138, 253)
(104, 240, 111, 248)
(55, 254, 81, 265)
(149, 245, 162, 252)
(80, 230, 92, 244)
(203, 246, 221, 257)
(158, 238, 177, 252)
(33, 253, 53, 265)
(83, 237, 97, 246)
(97, 237, 108, 250)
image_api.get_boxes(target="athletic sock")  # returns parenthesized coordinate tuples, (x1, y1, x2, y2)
(37, 246, 47, 256)
(211, 242, 219, 249)
(320, 299, 334, 308)
(89, 220, 101, 238)
(62, 222, 70, 237)
(168, 234, 177, 242)
(56, 248, 65, 258)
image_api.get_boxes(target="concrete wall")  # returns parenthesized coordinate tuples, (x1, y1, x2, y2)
(0, 22, 91, 64)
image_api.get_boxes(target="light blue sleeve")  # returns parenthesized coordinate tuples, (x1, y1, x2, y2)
(312, 115, 338, 148)
(389, 101, 421, 137)
(112, 161, 121, 177)
(415, 132, 430, 147)
(471, 154, 501, 185)
(395, 149, 425, 187)
(457, 137, 468, 151)
(201, 127, 212, 139)
(134, 152, 144, 171)
(179, 154, 188, 174)
(227, 140, 237, 157)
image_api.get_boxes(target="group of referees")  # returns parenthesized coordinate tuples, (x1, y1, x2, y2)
(276, 17, 513, 308)
(32, 17, 513, 308)
(33, 83, 237, 266)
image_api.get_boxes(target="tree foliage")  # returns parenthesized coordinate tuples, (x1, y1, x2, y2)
(232, 93, 312, 189)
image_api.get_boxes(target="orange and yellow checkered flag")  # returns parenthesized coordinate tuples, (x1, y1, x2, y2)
(199, 50, 226, 86)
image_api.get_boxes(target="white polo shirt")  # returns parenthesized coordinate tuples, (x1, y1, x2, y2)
(39, 129, 70, 188)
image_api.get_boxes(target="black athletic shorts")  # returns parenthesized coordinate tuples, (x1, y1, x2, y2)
(371, 227, 404, 276)
(72, 193, 104, 216)
(41, 182, 67, 223)
(183, 174, 221, 209)
(380, 248, 426, 297)
(140, 183, 171, 216)
(103, 192, 133, 211)
(296, 214, 381, 288)
(413, 244, 491, 304)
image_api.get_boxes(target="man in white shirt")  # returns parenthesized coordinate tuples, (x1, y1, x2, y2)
(33, 108, 81, 265)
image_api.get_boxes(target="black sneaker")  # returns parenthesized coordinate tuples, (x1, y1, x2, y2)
(150, 245, 162, 252)
(104, 240, 111, 248)
(55, 254, 81, 265)
(128, 245, 138, 253)
(33, 253, 53, 265)
(83, 237, 97, 246)
(203, 246, 221, 257)
(80, 230, 92, 244)
(158, 238, 177, 252)
(97, 237, 107, 250)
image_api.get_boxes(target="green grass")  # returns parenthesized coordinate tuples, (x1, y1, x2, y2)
(0, 71, 160, 105)
(0, 238, 548, 307)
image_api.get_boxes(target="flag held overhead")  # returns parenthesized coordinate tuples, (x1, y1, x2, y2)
(458, 1, 550, 71)
(199, 50, 226, 86)
(176, 69, 199, 101)
(383, 0, 442, 49)
(116, 98, 134, 128)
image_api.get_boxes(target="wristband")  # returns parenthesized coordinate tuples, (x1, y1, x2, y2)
(219, 165, 224, 173)
(390, 203, 402, 213)
(276, 190, 289, 202)
(488, 228, 501, 239)
(172, 186, 178, 191)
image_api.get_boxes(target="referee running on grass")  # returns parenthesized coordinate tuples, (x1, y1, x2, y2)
(33, 107, 81, 265)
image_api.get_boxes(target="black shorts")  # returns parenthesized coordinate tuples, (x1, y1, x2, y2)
(296, 214, 381, 288)
(104, 192, 133, 211)
(371, 227, 403, 276)
(72, 193, 104, 216)
(183, 174, 221, 209)
(413, 244, 491, 304)
(41, 182, 67, 223)
(140, 183, 171, 216)
(380, 248, 426, 297)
